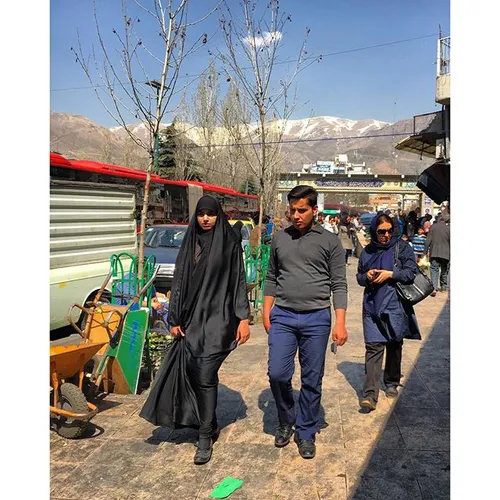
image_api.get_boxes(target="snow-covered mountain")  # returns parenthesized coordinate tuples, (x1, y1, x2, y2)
(281, 116, 389, 139)
(108, 115, 390, 144)
(50, 111, 433, 174)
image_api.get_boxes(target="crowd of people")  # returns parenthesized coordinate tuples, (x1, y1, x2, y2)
(139, 189, 450, 466)
(384, 207, 451, 297)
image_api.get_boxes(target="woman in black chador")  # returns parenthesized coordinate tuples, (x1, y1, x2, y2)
(140, 195, 250, 465)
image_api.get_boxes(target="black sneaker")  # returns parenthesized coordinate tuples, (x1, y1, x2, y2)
(360, 397, 377, 411)
(385, 385, 398, 398)
(274, 424, 294, 448)
(294, 434, 316, 459)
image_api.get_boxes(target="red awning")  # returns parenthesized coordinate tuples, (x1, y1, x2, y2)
(50, 152, 72, 168)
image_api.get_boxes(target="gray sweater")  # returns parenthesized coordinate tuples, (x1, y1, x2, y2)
(264, 224, 348, 311)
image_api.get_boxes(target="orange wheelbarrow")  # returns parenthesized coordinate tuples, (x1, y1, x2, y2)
(50, 341, 107, 439)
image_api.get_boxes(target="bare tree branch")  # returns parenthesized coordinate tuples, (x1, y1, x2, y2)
(215, 0, 311, 240)
(73, 0, 219, 276)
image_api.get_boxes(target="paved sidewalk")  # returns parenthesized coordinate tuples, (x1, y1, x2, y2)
(50, 262, 450, 500)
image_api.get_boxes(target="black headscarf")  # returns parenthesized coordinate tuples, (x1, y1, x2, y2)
(194, 195, 219, 261)
(339, 213, 350, 227)
(367, 212, 398, 253)
(168, 195, 249, 357)
(231, 220, 244, 245)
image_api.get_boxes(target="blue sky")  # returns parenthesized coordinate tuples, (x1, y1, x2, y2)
(50, 0, 450, 127)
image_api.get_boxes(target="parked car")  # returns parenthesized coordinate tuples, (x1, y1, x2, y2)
(143, 224, 188, 292)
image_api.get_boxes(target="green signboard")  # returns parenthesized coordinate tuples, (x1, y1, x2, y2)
(115, 309, 149, 394)
(97, 308, 149, 394)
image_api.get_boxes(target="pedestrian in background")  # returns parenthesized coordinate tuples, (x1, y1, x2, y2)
(338, 213, 355, 265)
(263, 185, 348, 459)
(406, 210, 418, 239)
(331, 215, 340, 235)
(396, 210, 407, 238)
(410, 226, 427, 264)
(356, 212, 421, 411)
(323, 215, 335, 233)
(424, 213, 450, 296)
(423, 215, 433, 234)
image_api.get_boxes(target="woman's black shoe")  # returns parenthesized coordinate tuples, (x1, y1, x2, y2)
(274, 424, 294, 447)
(385, 385, 398, 398)
(194, 437, 213, 465)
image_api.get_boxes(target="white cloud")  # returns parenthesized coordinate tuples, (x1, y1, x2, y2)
(243, 31, 283, 48)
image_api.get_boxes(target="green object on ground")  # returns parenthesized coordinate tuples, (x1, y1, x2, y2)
(209, 477, 244, 499)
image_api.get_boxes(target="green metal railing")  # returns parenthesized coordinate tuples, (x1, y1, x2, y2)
(109, 253, 157, 379)
(244, 244, 271, 310)
(109, 253, 156, 308)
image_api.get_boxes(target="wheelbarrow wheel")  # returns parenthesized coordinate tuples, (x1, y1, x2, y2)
(52, 383, 90, 439)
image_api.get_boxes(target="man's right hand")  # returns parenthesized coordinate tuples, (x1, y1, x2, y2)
(170, 325, 184, 337)
(262, 296, 275, 334)
(263, 315, 271, 333)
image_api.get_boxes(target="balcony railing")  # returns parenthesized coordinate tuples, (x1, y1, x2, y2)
(437, 36, 450, 76)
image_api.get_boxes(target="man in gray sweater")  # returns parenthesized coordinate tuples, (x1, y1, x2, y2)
(424, 212, 451, 295)
(263, 185, 348, 459)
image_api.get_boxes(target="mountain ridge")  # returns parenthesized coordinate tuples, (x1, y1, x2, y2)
(50, 111, 434, 175)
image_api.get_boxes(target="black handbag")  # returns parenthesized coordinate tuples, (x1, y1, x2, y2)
(393, 242, 434, 305)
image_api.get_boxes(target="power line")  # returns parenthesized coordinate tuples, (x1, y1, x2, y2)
(177, 130, 450, 149)
(50, 33, 437, 92)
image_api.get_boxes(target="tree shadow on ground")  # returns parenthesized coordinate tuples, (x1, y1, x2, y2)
(348, 304, 450, 500)
(148, 383, 247, 445)
(258, 387, 327, 436)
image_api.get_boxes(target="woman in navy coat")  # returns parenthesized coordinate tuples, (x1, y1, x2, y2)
(356, 212, 421, 410)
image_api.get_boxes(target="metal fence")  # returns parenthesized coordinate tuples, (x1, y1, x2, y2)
(438, 36, 450, 75)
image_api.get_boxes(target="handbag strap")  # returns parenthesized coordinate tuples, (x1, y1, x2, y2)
(394, 240, 400, 268)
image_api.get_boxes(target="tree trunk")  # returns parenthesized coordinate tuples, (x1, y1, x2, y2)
(257, 112, 266, 246)
(138, 154, 154, 279)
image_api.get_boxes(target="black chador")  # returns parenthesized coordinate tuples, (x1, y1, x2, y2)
(140, 196, 249, 457)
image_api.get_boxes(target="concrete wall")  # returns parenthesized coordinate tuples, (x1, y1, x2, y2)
(436, 74, 450, 105)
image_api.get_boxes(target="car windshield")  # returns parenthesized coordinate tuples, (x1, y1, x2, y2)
(240, 225, 251, 240)
(230, 221, 252, 240)
(144, 227, 187, 248)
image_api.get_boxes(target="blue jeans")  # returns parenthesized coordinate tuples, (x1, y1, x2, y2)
(267, 305, 331, 441)
(430, 257, 450, 291)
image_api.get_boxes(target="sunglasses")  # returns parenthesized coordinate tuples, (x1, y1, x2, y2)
(376, 228, 394, 236)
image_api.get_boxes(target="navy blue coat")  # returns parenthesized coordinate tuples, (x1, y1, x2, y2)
(357, 240, 421, 343)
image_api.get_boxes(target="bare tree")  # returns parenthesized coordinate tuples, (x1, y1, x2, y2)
(72, 0, 218, 276)
(171, 94, 200, 180)
(220, 80, 252, 190)
(123, 135, 146, 169)
(100, 130, 113, 163)
(216, 0, 318, 243)
(191, 60, 221, 183)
